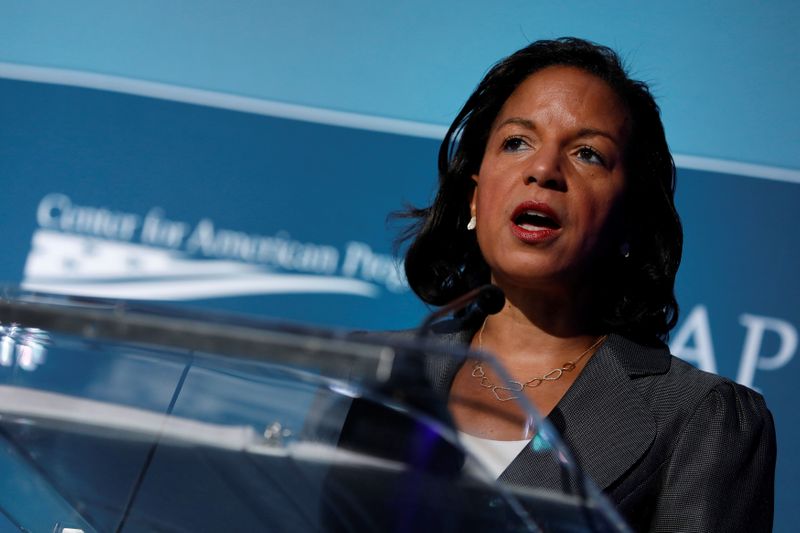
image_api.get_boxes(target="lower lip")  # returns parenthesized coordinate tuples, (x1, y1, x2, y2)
(510, 223, 560, 243)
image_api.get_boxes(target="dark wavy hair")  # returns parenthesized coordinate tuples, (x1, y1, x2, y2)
(398, 37, 682, 341)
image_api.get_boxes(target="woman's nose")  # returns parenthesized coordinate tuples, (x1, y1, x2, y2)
(523, 145, 567, 191)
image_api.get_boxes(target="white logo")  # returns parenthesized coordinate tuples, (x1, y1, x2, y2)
(22, 193, 408, 301)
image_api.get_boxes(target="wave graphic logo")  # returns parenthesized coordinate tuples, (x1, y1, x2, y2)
(22, 230, 382, 300)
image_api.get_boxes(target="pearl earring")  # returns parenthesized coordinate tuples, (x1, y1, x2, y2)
(467, 215, 477, 231)
(620, 242, 631, 258)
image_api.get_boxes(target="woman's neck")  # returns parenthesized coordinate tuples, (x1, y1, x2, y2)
(473, 281, 603, 366)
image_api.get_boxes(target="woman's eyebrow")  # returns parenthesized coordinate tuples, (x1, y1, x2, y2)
(494, 117, 535, 131)
(575, 127, 622, 147)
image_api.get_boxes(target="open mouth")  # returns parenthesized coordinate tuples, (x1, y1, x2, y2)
(513, 210, 561, 230)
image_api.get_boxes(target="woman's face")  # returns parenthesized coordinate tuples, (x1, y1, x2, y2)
(471, 65, 630, 292)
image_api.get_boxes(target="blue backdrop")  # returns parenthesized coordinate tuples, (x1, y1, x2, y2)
(1, 2, 798, 530)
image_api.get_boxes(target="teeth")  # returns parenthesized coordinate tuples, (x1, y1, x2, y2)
(525, 210, 549, 218)
(515, 208, 559, 230)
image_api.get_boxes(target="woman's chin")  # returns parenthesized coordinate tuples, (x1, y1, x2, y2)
(489, 267, 579, 295)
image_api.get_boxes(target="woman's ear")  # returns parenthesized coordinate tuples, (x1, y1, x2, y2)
(470, 174, 479, 215)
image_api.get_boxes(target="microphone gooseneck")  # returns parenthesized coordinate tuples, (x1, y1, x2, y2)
(417, 284, 505, 338)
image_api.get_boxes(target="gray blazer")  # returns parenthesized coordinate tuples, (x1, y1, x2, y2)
(417, 324, 776, 532)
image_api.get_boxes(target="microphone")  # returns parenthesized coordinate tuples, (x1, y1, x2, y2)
(417, 284, 505, 338)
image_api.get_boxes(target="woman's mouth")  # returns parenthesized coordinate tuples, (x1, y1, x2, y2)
(510, 202, 561, 243)
(514, 209, 561, 230)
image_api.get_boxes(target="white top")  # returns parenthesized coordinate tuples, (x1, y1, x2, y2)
(458, 431, 531, 479)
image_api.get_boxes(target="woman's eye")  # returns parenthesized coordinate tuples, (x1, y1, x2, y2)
(501, 137, 528, 152)
(576, 146, 605, 166)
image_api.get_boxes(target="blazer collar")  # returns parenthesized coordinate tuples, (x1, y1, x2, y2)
(426, 322, 671, 491)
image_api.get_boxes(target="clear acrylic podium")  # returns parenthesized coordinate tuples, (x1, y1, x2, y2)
(0, 290, 631, 532)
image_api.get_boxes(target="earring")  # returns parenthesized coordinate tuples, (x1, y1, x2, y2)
(620, 242, 631, 258)
(467, 215, 477, 231)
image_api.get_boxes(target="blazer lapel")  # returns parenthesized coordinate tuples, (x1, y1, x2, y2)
(500, 334, 667, 491)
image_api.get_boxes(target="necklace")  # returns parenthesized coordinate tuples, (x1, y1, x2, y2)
(472, 319, 607, 402)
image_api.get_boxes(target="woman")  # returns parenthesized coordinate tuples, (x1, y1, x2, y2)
(398, 37, 776, 531)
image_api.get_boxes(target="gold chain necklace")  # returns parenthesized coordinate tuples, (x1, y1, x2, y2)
(472, 319, 607, 402)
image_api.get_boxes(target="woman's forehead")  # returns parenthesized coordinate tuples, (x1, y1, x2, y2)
(491, 66, 631, 142)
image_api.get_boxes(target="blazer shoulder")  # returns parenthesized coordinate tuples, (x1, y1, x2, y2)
(633, 353, 772, 438)
(665, 354, 768, 406)
(674, 357, 773, 431)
